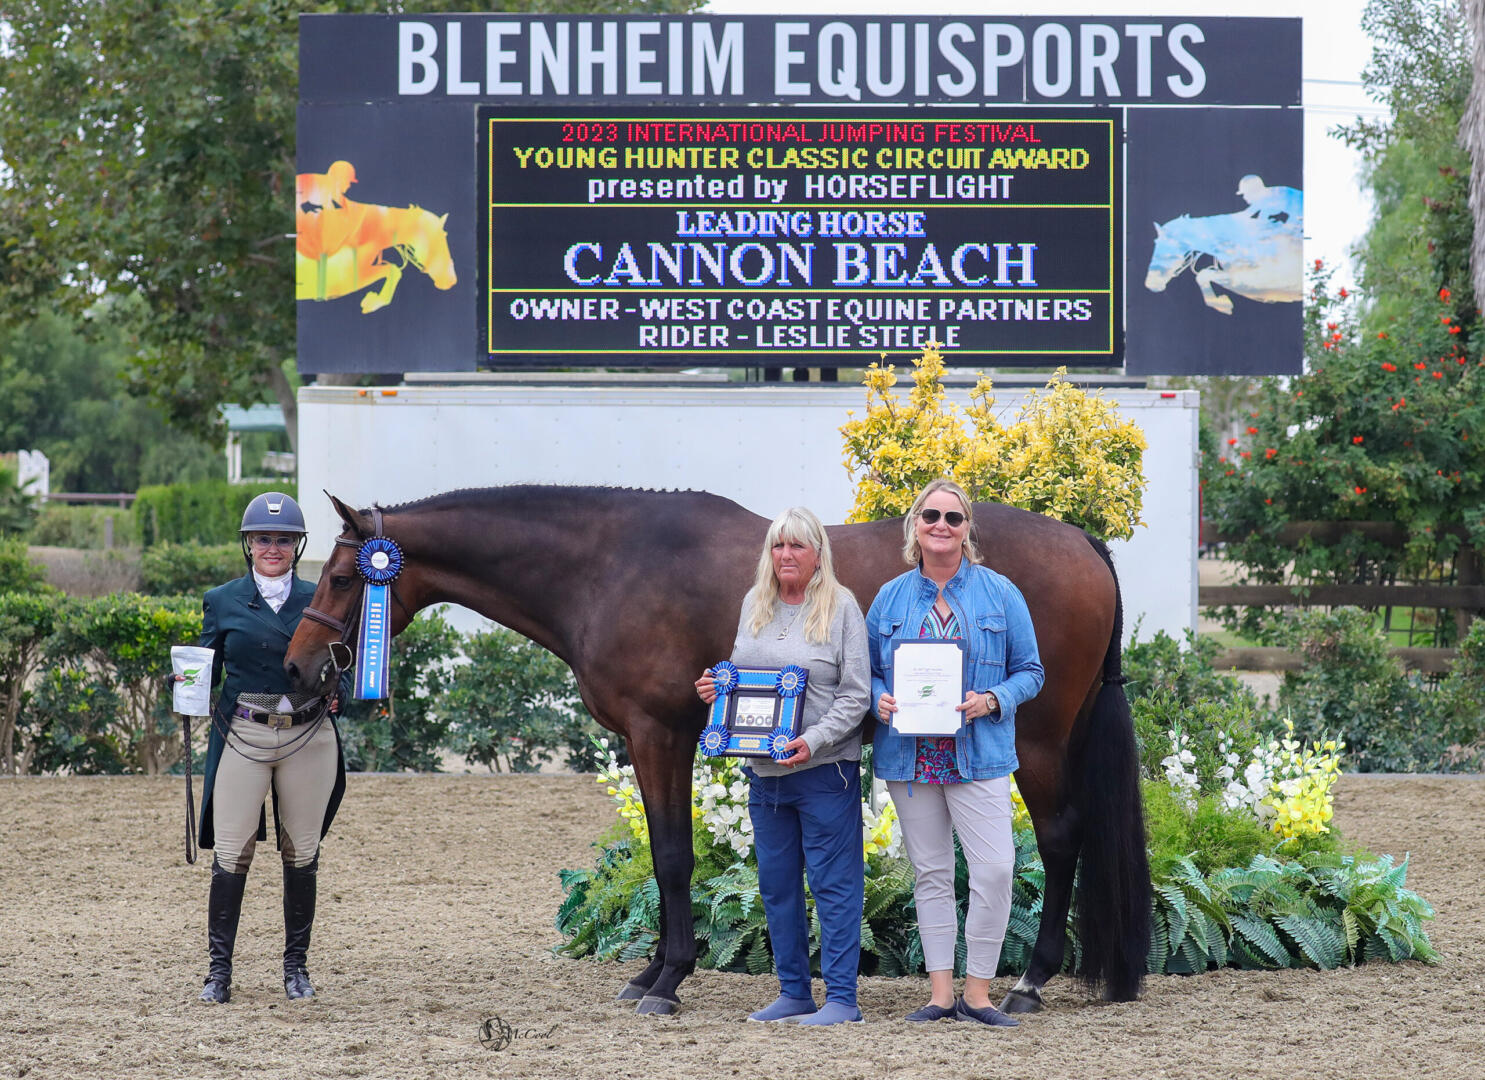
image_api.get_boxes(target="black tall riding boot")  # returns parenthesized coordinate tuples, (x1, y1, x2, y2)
(201, 860, 248, 1004)
(282, 855, 318, 999)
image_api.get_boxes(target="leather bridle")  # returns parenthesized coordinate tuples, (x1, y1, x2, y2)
(301, 507, 410, 686)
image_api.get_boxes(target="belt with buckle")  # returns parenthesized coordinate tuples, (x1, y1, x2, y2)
(233, 703, 316, 729)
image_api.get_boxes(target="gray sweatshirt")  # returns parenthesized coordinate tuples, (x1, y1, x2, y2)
(728, 584, 871, 778)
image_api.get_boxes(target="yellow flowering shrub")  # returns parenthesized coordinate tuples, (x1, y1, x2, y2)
(1009, 775, 1032, 832)
(840, 346, 1148, 540)
(863, 799, 902, 858)
(1259, 720, 1345, 841)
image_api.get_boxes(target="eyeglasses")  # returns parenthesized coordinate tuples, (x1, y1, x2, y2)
(250, 535, 298, 549)
(918, 508, 967, 528)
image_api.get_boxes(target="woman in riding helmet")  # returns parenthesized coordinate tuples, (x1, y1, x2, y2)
(183, 492, 352, 1004)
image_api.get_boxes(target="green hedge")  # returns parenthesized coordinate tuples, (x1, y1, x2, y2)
(0, 538, 47, 594)
(5, 592, 201, 775)
(28, 504, 138, 549)
(134, 481, 285, 547)
(2, 598, 603, 777)
(138, 543, 244, 597)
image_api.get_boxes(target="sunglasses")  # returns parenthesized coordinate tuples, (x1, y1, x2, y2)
(250, 535, 298, 549)
(918, 508, 967, 527)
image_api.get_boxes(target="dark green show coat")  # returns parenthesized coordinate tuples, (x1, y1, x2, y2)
(196, 572, 352, 850)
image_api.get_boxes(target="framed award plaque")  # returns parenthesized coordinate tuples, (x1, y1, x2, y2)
(698, 662, 808, 761)
(890, 638, 967, 735)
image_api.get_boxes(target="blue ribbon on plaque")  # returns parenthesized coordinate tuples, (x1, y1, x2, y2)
(353, 537, 403, 700)
(698, 661, 807, 759)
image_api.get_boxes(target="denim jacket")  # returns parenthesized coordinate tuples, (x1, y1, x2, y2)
(867, 558, 1044, 782)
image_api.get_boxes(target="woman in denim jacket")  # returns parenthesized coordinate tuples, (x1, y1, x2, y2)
(868, 478, 1044, 1027)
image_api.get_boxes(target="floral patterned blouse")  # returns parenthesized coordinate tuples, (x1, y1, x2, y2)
(914, 606, 966, 784)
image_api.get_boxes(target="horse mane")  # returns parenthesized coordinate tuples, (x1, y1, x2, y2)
(378, 485, 738, 516)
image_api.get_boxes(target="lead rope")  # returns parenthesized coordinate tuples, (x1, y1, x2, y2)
(182, 712, 197, 865)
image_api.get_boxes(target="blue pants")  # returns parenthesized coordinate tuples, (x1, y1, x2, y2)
(747, 762, 864, 1007)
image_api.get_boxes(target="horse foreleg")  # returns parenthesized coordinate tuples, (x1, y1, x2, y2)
(623, 718, 698, 1017)
(1193, 267, 1235, 315)
(614, 735, 671, 1002)
(359, 260, 403, 313)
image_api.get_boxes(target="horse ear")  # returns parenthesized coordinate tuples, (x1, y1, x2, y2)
(1153, 220, 1163, 235)
(325, 491, 367, 537)
(438, 213, 448, 227)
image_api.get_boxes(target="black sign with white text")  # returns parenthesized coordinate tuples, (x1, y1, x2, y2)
(479, 110, 1119, 363)
(301, 15, 1298, 107)
(298, 13, 1301, 374)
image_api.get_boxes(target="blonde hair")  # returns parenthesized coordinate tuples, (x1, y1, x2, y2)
(902, 477, 982, 566)
(747, 507, 844, 645)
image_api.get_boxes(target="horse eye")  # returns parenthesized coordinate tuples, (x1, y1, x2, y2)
(331, 575, 352, 590)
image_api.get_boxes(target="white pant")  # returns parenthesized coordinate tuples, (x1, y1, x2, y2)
(887, 777, 1015, 979)
(212, 716, 338, 872)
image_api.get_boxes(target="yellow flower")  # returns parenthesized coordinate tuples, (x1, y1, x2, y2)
(842, 352, 1147, 539)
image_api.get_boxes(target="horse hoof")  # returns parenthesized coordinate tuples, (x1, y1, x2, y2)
(999, 988, 1043, 1014)
(635, 995, 680, 1017)
(615, 981, 649, 1001)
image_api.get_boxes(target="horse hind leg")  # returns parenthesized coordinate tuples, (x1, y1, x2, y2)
(1002, 808, 1080, 1014)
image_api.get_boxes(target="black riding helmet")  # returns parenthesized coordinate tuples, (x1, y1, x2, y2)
(240, 491, 308, 569)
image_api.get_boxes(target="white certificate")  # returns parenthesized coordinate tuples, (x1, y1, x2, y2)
(891, 640, 966, 736)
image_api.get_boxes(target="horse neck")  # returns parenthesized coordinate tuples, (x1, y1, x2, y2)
(384, 206, 431, 248)
(383, 490, 656, 663)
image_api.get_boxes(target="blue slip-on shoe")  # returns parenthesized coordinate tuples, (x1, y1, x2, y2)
(747, 995, 818, 1022)
(904, 1002, 957, 1022)
(954, 996, 1019, 1027)
(791, 1002, 864, 1026)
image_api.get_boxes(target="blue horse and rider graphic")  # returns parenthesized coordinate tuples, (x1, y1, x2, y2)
(1145, 175, 1303, 315)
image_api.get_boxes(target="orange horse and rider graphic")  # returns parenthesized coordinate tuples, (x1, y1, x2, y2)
(295, 161, 456, 313)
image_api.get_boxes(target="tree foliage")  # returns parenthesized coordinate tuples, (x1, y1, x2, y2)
(1337, 0, 1476, 320)
(1203, 1, 1481, 615)
(444, 627, 594, 773)
(0, 0, 702, 447)
(336, 610, 463, 773)
(0, 311, 219, 492)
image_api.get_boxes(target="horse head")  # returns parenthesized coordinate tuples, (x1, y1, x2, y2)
(402, 206, 457, 291)
(1144, 216, 1193, 293)
(284, 493, 428, 697)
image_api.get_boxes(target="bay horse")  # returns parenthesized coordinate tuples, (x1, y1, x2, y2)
(284, 487, 1150, 1016)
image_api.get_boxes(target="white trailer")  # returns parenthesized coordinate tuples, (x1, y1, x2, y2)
(296, 379, 1198, 641)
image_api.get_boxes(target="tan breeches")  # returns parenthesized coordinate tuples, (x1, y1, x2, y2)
(211, 716, 338, 873)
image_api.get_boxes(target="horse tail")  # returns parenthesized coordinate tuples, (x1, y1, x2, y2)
(1073, 533, 1151, 1001)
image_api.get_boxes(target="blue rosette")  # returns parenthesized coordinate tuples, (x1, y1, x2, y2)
(768, 731, 793, 761)
(710, 661, 740, 695)
(699, 725, 729, 757)
(356, 537, 404, 585)
(774, 665, 808, 698)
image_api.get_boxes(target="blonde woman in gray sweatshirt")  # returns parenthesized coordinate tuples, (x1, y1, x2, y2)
(695, 506, 871, 1026)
